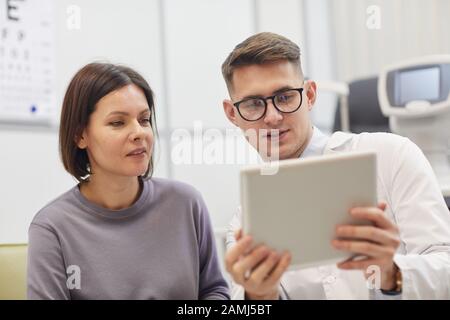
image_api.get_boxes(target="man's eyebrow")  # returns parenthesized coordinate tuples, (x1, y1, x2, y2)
(107, 109, 150, 116)
(272, 86, 295, 95)
(240, 86, 295, 100)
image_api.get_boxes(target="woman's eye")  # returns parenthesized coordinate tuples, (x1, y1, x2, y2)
(109, 121, 124, 127)
(140, 118, 151, 125)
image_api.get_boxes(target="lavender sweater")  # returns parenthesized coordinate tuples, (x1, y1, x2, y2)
(27, 177, 229, 300)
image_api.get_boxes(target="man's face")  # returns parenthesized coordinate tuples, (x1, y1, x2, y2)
(223, 60, 316, 160)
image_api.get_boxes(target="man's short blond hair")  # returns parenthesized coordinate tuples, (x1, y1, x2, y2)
(221, 32, 303, 92)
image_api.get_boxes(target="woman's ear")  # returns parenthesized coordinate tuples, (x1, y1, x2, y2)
(223, 99, 239, 127)
(76, 130, 88, 149)
(305, 80, 317, 111)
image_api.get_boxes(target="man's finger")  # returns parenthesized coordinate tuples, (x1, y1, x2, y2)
(225, 235, 253, 271)
(377, 202, 387, 211)
(332, 239, 395, 258)
(263, 252, 291, 288)
(234, 229, 243, 241)
(350, 207, 394, 230)
(247, 251, 281, 285)
(335, 225, 400, 247)
(232, 245, 271, 283)
(337, 257, 379, 271)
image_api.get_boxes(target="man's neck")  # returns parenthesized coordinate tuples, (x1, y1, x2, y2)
(293, 125, 314, 159)
(79, 174, 141, 210)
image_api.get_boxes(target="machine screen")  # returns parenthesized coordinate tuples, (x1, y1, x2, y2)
(399, 67, 440, 104)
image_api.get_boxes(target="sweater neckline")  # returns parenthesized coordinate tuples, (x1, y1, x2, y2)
(72, 177, 152, 219)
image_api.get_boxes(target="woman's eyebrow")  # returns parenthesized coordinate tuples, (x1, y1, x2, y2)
(107, 109, 150, 117)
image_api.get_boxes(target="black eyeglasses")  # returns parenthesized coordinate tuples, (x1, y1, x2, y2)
(233, 88, 304, 121)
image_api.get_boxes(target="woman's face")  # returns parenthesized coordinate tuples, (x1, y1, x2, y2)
(77, 84, 154, 180)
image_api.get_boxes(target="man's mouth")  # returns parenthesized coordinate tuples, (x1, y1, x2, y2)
(265, 129, 289, 139)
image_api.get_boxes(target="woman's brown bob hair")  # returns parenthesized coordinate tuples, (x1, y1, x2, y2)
(59, 62, 157, 182)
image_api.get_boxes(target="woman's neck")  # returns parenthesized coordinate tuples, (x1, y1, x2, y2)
(79, 175, 142, 210)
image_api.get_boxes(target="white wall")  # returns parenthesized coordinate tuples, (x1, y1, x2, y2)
(0, 128, 74, 243)
(302, 0, 337, 133)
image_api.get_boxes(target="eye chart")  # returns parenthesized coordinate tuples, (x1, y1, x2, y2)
(0, 0, 55, 126)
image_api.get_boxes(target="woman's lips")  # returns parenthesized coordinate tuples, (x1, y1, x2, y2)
(127, 147, 146, 156)
(127, 152, 146, 158)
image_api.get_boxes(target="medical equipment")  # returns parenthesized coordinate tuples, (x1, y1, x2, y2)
(378, 55, 450, 196)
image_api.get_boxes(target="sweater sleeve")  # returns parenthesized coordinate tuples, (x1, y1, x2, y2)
(27, 223, 71, 300)
(195, 194, 230, 300)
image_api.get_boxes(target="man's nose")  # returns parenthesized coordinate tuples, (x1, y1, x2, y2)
(263, 100, 283, 126)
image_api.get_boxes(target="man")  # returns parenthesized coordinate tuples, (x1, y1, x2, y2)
(221, 32, 450, 299)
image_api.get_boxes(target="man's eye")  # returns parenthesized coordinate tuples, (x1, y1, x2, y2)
(246, 99, 264, 108)
(277, 94, 292, 103)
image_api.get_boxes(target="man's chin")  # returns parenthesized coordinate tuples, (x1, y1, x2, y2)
(258, 147, 284, 161)
(263, 147, 300, 161)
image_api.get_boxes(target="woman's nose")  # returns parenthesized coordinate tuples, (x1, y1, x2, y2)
(130, 120, 146, 141)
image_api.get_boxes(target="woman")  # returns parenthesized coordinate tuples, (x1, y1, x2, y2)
(27, 63, 229, 300)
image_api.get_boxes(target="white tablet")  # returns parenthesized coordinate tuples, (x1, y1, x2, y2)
(241, 151, 377, 270)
